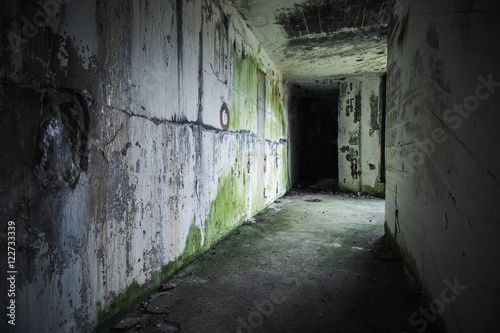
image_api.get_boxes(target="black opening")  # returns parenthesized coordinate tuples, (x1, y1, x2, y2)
(298, 94, 339, 186)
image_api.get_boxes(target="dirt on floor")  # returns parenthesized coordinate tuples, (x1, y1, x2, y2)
(98, 190, 442, 333)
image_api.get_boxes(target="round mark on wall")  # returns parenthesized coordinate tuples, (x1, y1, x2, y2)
(220, 102, 230, 130)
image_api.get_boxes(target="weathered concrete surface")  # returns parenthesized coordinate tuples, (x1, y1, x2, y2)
(0, 0, 291, 331)
(338, 75, 384, 195)
(98, 191, 440, 333)
(385, 0, 500, 332)
(230, 0, 390, 91)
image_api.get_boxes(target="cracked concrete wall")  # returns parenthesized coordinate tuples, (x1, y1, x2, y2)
(385, 0, 500, 332)
(338, 76, 384, 195)
(0, 0, 290, 331)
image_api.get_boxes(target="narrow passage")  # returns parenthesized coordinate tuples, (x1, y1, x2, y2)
(101, 190, 440, 333)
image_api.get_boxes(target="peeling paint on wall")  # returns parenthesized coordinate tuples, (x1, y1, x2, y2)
(338, 76, 384, 195)
(0, 0, 290, 331)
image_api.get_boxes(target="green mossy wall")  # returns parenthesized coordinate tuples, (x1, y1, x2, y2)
(203, 167, 247, 250)
(97, 39, 289, 332)
(231, 43, 286, 142)
(96, 222, 203, 329)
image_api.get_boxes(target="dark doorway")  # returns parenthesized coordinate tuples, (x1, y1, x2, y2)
(298, 95, 339, 186)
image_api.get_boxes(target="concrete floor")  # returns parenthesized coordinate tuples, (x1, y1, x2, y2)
(100, 190, 441, 333)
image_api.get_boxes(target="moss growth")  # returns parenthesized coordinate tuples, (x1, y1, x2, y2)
(159, 222, 203, 282)
(96, 280, 150, 330)
(96, 222, 203, 330)
(362, 182, 385, 197)
(230, 41, 285, 143)
(266, 76, 286, 142)
(231, 43, 263, 132)
(183, 223, 202, 260)
(203, 169, 247, 250)
(202, 139, 247, 249)
(251, 173, 262, 216)
(279, 144, 289, 190)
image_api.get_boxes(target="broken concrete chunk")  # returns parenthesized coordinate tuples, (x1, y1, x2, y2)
(146, 294, 172, 314)
(161, 320, 182, 333)
(310, 178, 337, 190)
(161, 282, 177, 291)
(137, 320, 181, 333)
(112, 317, 139, 330)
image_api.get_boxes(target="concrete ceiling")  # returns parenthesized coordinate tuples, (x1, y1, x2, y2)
(230, 0, 391, 93)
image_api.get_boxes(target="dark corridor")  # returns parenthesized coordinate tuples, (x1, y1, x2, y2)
(298, 96, 339, 186)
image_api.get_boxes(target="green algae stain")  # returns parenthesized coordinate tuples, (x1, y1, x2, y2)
(97, 41, 290, 331)
(230, 43, 260, 132)
(97, 221, 203, 330)
(265, 75, 286, 142)
(96, 280, 148, 330)
(229, 41, 285, 143)
(362, 183, 385, 197)
(183, 222, 202, 258)
(279, 144, 289, 190)
(160, 221, 203, 282)
(203, 169, 247, 250)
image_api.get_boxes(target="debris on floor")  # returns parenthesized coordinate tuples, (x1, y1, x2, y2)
(309, 177, 337, 190)
(112, 317, 139, 331)
(99, 190, 441, 333)
(160, 283, 177, 291)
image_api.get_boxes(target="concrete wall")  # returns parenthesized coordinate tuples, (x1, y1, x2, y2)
(338, 76, 385, 195)
(385, 0, 500, 332)
(0, 0, 290, 331)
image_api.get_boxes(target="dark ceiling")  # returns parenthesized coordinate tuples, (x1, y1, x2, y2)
(230, 0, 391, 92)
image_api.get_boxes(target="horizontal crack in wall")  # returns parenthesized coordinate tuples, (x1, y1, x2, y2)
(104, 104, 287, 145)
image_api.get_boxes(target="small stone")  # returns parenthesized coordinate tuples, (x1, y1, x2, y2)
(139, 313, 153, 326)
(147, 294, 172, 314)
(161, 320, 182, 332)
(112, 317, 139, 331)
(161, 282, 177, 291)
